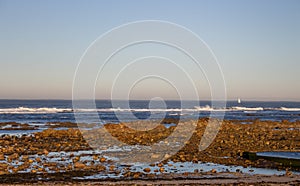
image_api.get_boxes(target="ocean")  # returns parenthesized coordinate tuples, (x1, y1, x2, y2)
(0, 100, 299, 128)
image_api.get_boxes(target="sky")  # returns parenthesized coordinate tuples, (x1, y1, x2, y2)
(0, 0, 299, 101)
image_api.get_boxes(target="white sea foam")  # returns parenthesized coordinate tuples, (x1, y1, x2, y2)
(277, 107, 300, 111)
(0, 107, 72, 114)
(194, 105, 214, 111)
(0, 106, 299, 114)
(231, 106, 264, 111)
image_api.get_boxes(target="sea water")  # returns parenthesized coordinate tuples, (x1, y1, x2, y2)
(0, 100, 299, 126)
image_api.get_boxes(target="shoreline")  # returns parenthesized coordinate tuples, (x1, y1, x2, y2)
(0, 119, 299, 184)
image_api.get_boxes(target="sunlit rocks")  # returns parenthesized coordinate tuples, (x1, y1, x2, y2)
(0, 163, 8, 170)
(95, 164, 106, 171)
(164, 154, 171, 159)
(0, 118, 298, 180)
(143, 167, 151, 173)
(92, 155, 98, 161)
(8, 153, 19, 161)
(157, 163, 163, 167)
(109, 165, 115, 172)
(72, 158, 80, 165)
(31, 169, 37, 173)
(74, 162, 85, 169)
(43, 149, 49, 155)
(35, 157, 41, 163)
(104, 122, 174, 145)
(99, 157, 106, 162)
(0, 155, 5, 161)
(159, 167, 165, 173)
(285, 168, 293, 176)
(151, 154, 160, 159)
(133, 172, 141, 179)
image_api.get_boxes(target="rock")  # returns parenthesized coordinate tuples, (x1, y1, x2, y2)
(245, 160, 252, 164)
(31, 169, 37, 173)
(286, 168, 293, 176)
(22, 155, 29, 161)
(164, 154, 171, 159)
(74, 162, 85, 169)
(100, 157, 106, 162)
(36, 157, 41, 163)
(133, 172, 140, 178)
(93, 155, 98, 160)
(157, 163, 163, 167)
(43, 149, 49, 155)
(159, 167, 164, 173)
(211, 169, 217, 173)
(12, 167, 19, 173)
(109, 165, 115, 171)
(73, 156, 80, 163)
(143, 167, 151, 173)
(96, 165, 106, 171)
(0, 171, 7, 175)
(8, 153, 19, 160)
(0, 155, 5, 161)
(0, 163, 8, 169)
(151, 154, 160, 159)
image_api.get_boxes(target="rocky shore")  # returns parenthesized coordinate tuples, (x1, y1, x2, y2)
(0, 119, 299, 184)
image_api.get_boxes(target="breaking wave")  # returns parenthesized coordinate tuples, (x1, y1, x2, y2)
(0, 106, 299, 114)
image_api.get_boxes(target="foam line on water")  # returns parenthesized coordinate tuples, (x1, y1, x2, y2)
(0, 106, 300, 114)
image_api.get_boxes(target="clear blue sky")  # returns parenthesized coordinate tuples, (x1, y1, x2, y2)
(0, 0, 299, 101)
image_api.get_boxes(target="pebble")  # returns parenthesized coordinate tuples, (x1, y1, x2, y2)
(109, 165, 115, 171)
(74, 162, 85, 169)
(100, 157, 106, 162)
(211, 169, 217, 173)
(143, 167, 151, 173)
(0, 155, 5, 161)
(133, 172, 140, 178)
(31, 169, 37, 173)
(157, 163, 163, 167)
(159, 167, 165, 173)
(286, 168, 293, 176)
(93, 155, 98, 160)
(43, 149, 49, 155)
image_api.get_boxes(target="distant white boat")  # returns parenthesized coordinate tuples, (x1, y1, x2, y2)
(237, 98, 241, 104)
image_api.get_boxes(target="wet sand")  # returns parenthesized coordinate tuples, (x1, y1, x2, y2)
(0, 119, 299, 185)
